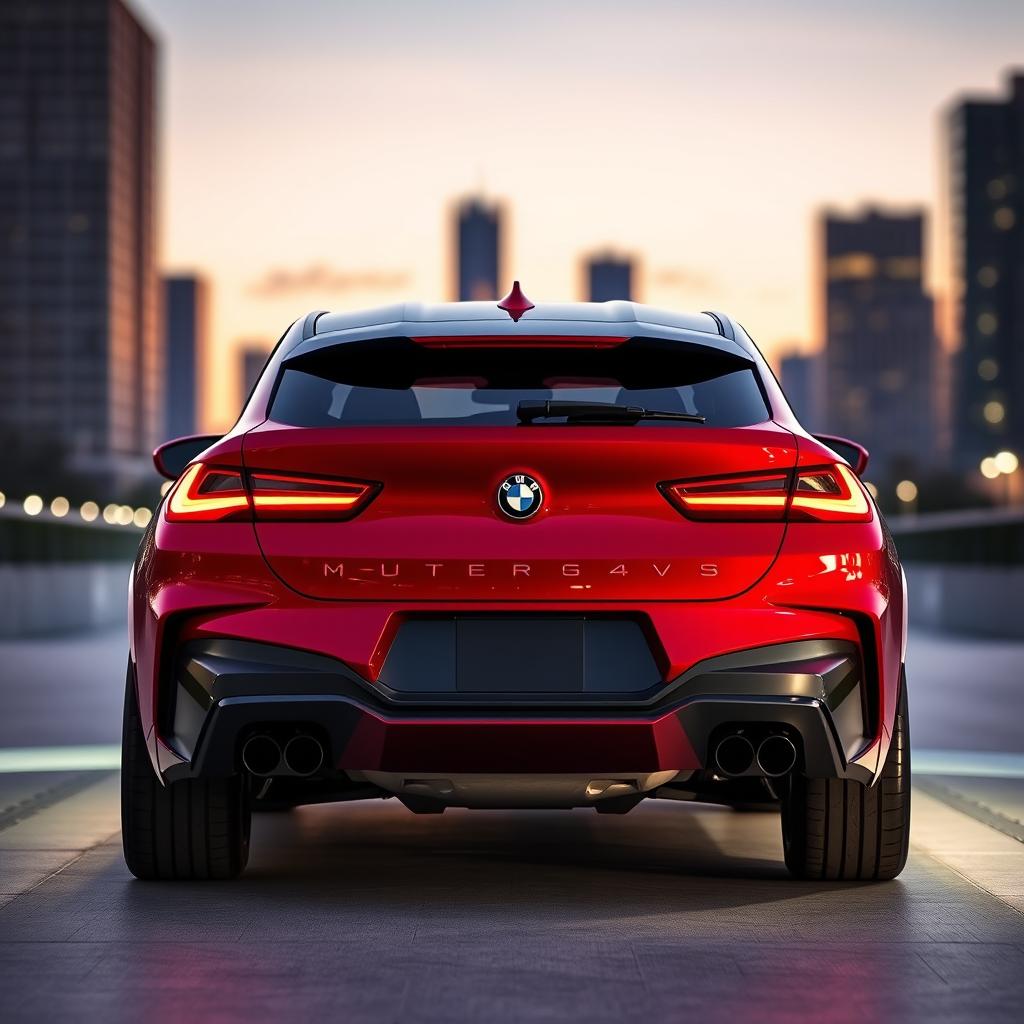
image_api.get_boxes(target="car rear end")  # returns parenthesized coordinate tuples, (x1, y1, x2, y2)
(125, 304, 908, 880)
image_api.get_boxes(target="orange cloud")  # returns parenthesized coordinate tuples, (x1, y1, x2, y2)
(249, 264, 410, 298)
(652, 267, 715, 291)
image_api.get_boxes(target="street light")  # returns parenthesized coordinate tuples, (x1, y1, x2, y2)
(994, 450, 1019, 475)
(896, 479, 918, 505)
(980, 450, 1020, 504)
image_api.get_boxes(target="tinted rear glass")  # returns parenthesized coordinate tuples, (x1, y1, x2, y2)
(270, 336, 769, 428)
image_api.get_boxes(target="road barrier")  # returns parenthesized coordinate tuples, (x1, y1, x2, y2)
(890, 508, 1024, 638)
(0, 506, 142, 637)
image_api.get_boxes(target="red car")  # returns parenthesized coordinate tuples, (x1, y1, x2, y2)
(123, 288, 910, 881)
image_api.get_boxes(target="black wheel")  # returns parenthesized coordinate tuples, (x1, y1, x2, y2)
(781, 672, 910, 881)
(121, 663, 250, 880)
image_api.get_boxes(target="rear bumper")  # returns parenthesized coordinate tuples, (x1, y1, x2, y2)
(157, 637, 874, 785)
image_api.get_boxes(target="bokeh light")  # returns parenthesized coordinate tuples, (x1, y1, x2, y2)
(895, 479, 918, 503)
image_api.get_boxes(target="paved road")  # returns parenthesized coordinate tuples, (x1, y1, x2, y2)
(0, 624, 1022, 1022)
(908, 629, 1024, 753)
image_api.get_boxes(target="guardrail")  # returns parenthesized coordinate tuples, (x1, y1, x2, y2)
(888, 507, 1024, 566)
(0, 508, 145, 562)
(0, 502, 147, 563)
(889, 508, 1024, 638)
(0, 500, 147, 635)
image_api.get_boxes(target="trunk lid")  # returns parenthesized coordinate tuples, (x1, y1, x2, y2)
(243, 422, 796, 601)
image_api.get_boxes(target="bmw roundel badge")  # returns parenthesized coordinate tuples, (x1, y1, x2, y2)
(497, 473, 543, 520)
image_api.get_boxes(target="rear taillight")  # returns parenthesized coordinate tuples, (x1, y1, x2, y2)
(166, 464, 250, 522)
(788, 464, 871, 523)
(662, 464, 871, 523)
(165, 464, 379, 522)
(662, 472, 790, 522)
(248, 471, 378, 520)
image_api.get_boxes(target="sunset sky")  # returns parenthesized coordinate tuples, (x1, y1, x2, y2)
(132, 0, 1024, 429)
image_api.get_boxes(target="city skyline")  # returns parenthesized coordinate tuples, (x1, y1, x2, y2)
(1, 0, 160, 481)
(820, 208, 938, 486)
(128, 0, 1024, 429)
(164, 274, 209, 439)
(944, 74, 1024, 472)
(455, 198, 502, 301)
(585, 252, 635, 303)
(1, 0, 1020, 511)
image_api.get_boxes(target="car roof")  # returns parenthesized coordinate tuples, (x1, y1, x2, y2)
(285, 301, 753, 361)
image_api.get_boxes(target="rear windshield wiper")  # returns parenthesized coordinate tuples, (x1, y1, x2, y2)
(517, 400, 705, 425)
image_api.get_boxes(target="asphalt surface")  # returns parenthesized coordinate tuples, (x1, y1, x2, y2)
(0, 624, 1022, 1022)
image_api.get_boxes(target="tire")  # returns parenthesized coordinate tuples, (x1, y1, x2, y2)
(781, 672, 910, 881)
(121, 663, 250, 880)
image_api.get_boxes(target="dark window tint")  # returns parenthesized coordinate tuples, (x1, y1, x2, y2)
(270, 336, 769, 428)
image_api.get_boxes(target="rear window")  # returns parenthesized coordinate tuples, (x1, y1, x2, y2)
(270, 336, 769, 428)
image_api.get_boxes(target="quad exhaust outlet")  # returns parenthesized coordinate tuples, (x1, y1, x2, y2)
(713, 731, 797, 778)
(756, 734, 797, 777)
(241, 732, 325, 777)
(714, 734, 756, 777)
(241, 734, 282, 777)
(283, 734, 325, 777)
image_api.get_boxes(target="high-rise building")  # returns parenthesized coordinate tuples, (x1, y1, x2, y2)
(585, 253, 634, 302)
(944, 71, 1024, 471)
(779, 351, 820, 428)
(820, 209, 937, 482)
(163, 275, 208, 440)
(455, 198, 501, 301)
(0, 0, 159, 484)
(239, 343, 271, 410)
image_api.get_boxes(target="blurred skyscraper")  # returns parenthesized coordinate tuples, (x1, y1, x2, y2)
(163, 275, 208, 440)
(944, 72, 1024, 471)
(585, 252, 634, 301)
(240, 343, 271, 409)
(455, 198, 502, 300)
(821, 209, 937, 483)
(0, 0, 159, 484)
(779, 351, 820, 428)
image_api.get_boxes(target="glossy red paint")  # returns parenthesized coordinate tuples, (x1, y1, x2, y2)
(131, 308, 906, 791)
(135, 508, 896, 781)
(242, 422, 797, 601)
(496, 280, 536, 321)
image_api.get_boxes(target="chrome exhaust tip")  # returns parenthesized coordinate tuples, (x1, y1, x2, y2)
(241, 734, 282, 777)
(282, 734, 324, 777)
(714, 734, 756, 777)
(756, 735, 798, 777)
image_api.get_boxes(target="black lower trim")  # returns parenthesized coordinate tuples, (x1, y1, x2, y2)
(161, 636, 870, 786)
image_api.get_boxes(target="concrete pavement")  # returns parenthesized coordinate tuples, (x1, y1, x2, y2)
(0, 773, 1023, 1022)
(0, 624, 1022, 1022)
